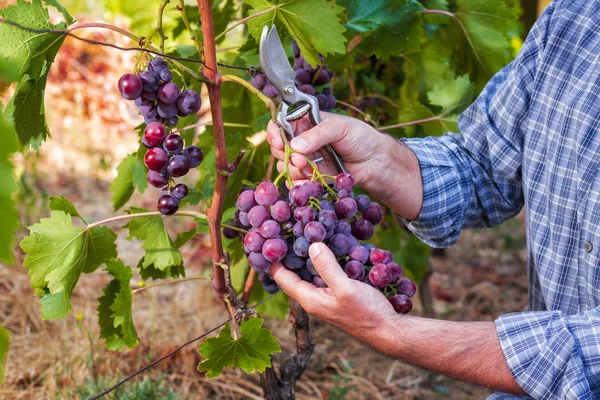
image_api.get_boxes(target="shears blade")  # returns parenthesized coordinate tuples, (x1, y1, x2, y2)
(259, 25, 295, 95)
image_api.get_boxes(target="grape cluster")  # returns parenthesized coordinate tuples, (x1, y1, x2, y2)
(117, 58, 204, 215)
(232, 173, 416, 314)
(251, 41, 336, 112)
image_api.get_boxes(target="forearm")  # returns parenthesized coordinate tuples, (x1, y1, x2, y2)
(366, 315, 525, 395)
(362, 135, 423, 220)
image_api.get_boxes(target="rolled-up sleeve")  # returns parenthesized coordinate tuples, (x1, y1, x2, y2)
(400, 1, 559, 248)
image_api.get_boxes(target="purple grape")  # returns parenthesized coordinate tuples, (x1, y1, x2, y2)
(142, 90, 158, 101)
(147, 170, 169, 188)
(255, 182, 279, 206)
(320, 200, 334, 211)
(293, 41, 300, 58)
(295, 69, 311, 85)
(248, 206, 269, 228)
(316, 94, 328, 110)
(140, 70, 160, 92)
(335, 220, 351, 235)
(313, 276, 327, 288)
(304, 181, 324, 199)
(259, 272, 279, 293)
(249, 252, 271, 272)
(390, 294, 413, 314)
(293, 222, 304, 237)
(385, 250, 394, 262)
(397, 279, 417, 297)
(149, 57, 168, 72)
(344, 261, 365, 280)
(251, 74, 267, 90)
(327, 95, 337, 109)
(293, 237, 310, 257)
(387, 262, 403, 283)
(289, 185, 310, 207)
(329, 233, 351, 255)
(334, 198, 358, 219)
(142, 135, 152, 149)
(298, 84, 315, 96)
(236, 190, 257, 212)
(163, 134, 184, 154)
(369, 263, 391, 288)
(157, 101, 179, 118)
(118, 74, 142, 100)
(294, 56, 304, 70)
(157, 194, 179, 215)
(304, 221, 326, 243)
(355, 194, 370, 211)
(144, 122, 166, 147)
(302, 60, 315, 73)
(260, 220, 281, 239)
(263, 83, 279, 99)
(313, 69, 330, 85)
(370, 249, 389, 265)
(297, 268, 314, 282)
(223, 227, 238, 239)
(172, 183, 188, 199)
(166, 116, 179, 127)
(262, 238, 288, 262)
(335, 173, 355, 192)
(364, 243, 376, 252)
(283, 253, 305, 270)
(159, 69, 172, 82)
(144, 148, 168, 171)
(158, 82, 180, 104)
(294, 206, 315, 225)
(352, 219, 374, 240)
(323, 87, 332, 96)
(167, 154, 190, 177)
(239, 211, 250, 227)
(244, 231, 266, 253)
(348, 245, 369, 264)
(183, 146, 204, 168)
(270, 200, 291, 222)
(177, 90, 201, 115)
(364, 202, 384, 225)
(318, 210, 338, 230)
(347, 235, 359, 249)
(306, 259, 317, 275)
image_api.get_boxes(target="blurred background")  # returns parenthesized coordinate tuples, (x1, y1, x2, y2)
(0, 0, 552, 399)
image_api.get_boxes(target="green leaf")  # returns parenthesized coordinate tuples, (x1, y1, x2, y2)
(0, 58, 21, 84)
(103, 0, 179, 41)
(49, 196, 82, 219)
(44, 0, 75, 25)
(396, 233, 430, 283)
(174, 227, 199, 249)
(110, 153, 146, 211)
(124, 207, 183, 272)
(98, 259, 139, 350)
(0, 325, 9, 384)
(341, 0, 425, 59)
(427, 73, 474, 112)
(199, 317, 280, 378)
(1, 0, 73, 148)
(0, 105, 19, 263)
(249, 284, 288, 321)
(20, 211, 118, 319)
(244, 0, 347, 66)
(138, 257, 185, 281)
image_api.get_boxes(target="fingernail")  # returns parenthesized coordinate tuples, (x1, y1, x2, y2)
(291, 137, 308, 152)
(309, 243, 323, 258)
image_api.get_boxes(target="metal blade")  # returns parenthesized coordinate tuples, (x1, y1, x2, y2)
(259, 25, 295, 92)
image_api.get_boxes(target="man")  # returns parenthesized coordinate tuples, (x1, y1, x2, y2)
(265, 1, 600, 399)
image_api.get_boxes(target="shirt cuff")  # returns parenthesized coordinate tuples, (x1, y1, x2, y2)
(400, 135, 470, 248)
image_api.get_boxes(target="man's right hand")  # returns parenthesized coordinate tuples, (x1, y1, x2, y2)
(266, 112, 424, 221)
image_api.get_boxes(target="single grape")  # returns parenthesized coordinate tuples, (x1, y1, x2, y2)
(159, 69, 172, 83)
(316, 94, 328, 110)
(149, 57, 168, 72)
(384, 250, 394, 262)
(177, 90, 201, 115)
(172, 183, 188, 199)
(244, 231, 266, 253)
(259, 272, 279, 293)
(355, 194, 370, 211)
(142, 135, 152, 149)
(292, 221, 304, 237)
(294, 206, 315, 225)
(183, 145, 204, 168)
(302, 60, 315, 73)
(157, 194, 179, 215)
(344, 260, 365, 280)
(304, 181, 324, 199)
(158, 82, 180, 104)
(369, 263, 391, 288)
(147, 170, 169, 188)
(144, 122, 166, 148)
(239, 211, 250, 227)
(387, 262, 403, 283)
(329, 233, 351, 255)
(327, 95, 337, 110)
(166, 116, 179, 127)
(157, 101, 178, 118)
(293, 237, 310, 257)
(318, 210, 338, 230)
(352, 219, 374, 240)
(335, 173, 355, 192)
(295, 69, 312, 85)
(236, 190, 257, 212)
(304, 221, 326, 243)
(313, 276, 327, 288)
(323, 87, 332, 96)
(260, 220, 281, 239)
(294, 56, 304, 70)
(334, 197, 358, 219)
(251, 74, 267, 90)
(390, 294, 413, 314)
(163, 134, 184, 154)
(167, 154, 190, 177)
(335, 220, 352, 235)
(305, 259, 317, 275)
(298, 84, 315, 96)
(140, 70, 160, 92)
(293, 41, 300, 57)
(270, 200, 291, 222)
(348, 245, 369, 264)
(118, 74, 143, 100)
(223, 227, 238, 239)
(262, 238, 288, 262)
(397, 278, 417, 297)
(255, 182, 279, 206)
(248, 206, 269, 228)
(289, 185, 310, 207)
(296, 268, 314, 282)
(283, 253, 305, 270)
(144, 147, 169, 171)
(263, 83, 279, 99)
(370, 248, 389, 265)
(363, 202, 384, 225)
(347, 235, 359, 248)
(142, 90, 158, 101)
(320, 200, 335, 211)
(248, 252, 271, 272)
(313, 69, 330, 85)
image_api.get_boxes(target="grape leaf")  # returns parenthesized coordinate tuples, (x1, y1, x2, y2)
(20, 211, 118, 319)
(422, 0, 449, 10)
(138, 258, 185, 281)
(341, 0, 425, 59)
(249, 283, 288, 321)
(98, 259, 139, 350)
(0, 325, 9, 384)
(244, 0, 347, 66)
(49, 196, 82, 220)
(110, 153, 146, 211)
(427, 73, 474, 112)
(124, 207, 183, 271)
(396, 233, 430, 283)
(1, 0, 73, 149)
(0, 105, 19, 263)
(103, 0, 179, 40)
(198, 317, 280, 378)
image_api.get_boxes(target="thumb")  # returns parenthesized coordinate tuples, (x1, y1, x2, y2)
(309, 243, 348, 292)
(290, 114, 347, 155)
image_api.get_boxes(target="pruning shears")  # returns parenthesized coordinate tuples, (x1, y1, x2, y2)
(258, 25, 348, 174)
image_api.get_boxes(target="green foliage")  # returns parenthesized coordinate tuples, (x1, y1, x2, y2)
(76, 375, 179, 400)
(199, 317, 281, 378)
(0, 104, 19, 263)
(0, 325, 9, 384)
(110, 153, 147, 211)
(98, 259, 139, 350)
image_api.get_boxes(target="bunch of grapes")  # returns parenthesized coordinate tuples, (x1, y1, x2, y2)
(251, 41, 336, 112)
(117, 57, 205, 215)
(232, 173, 416, 314)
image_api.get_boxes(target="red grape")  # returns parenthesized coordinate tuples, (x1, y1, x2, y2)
(294, 206, 316, 224)
(236, 190, 257, 212)
(244, 230, 265, 253)
(344, 260, 365, 280)
(144, 148, 168, 171)
(387, 262, 403, 283)
(270, 200, 291, 222)
(390, 294, 413, 314)
(397, 278, 417, 297)
(260, 220, 281, 239)
(118, 74, 142, 100)
(167, 154, 190, 177)
(163, 134, 184, 154)
(334, 198, 358, 219)
(255, 182, 279, 206)
(158, 82, 180, 104)
(248, 206, 269, 228)
(262, 238, 287, 262)
(334, 173, 355, 192)
(147, 170, 169, 188)
(157, 194, 179, 215)
(304, 221, 326, 243)
(369, 263, 391, 287)
(144, 122, 166, 147)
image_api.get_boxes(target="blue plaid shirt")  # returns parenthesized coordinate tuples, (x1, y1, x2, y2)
(402, 1, 600, 399)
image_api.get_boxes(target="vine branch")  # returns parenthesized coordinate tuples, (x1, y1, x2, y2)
(378, 107, 456, 131)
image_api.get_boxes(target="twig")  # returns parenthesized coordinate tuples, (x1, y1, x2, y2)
(378, 107, 455, 131)
(132, 275, 211, 294)
(222, 74, 277, 119)
(176, 0, 203, 57)
(214, 6, 278, 42)
(155, 0, 170, 52)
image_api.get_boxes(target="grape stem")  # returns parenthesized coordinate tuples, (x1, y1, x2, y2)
(132, 275, 211, 294)
(214, 6, 278, 42)
(155, 0, 170, 53)
(176, 0, 203, 57)
(337, 100, 378, 127)
(84, 210, 207, 231)
(222, 74, 277, 120)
